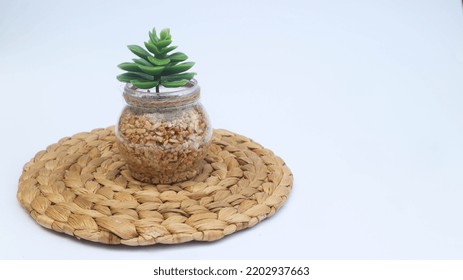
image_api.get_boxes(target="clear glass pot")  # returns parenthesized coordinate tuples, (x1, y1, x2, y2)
(115, 79, 212, 184)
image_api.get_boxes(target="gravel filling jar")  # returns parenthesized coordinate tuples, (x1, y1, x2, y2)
(115, 79, 212, 184)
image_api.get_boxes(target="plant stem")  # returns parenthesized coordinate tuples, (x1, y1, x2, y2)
(156, 84, 160, 93)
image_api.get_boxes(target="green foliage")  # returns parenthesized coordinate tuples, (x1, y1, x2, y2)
(117, 28, 196, 91)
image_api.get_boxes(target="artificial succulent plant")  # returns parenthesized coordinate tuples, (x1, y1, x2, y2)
(117, 27, 196, 92)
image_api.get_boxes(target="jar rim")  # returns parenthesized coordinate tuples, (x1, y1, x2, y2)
(123, 79, 200, 108)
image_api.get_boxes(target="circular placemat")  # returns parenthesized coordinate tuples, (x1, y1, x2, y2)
(17, 127, 293, 246)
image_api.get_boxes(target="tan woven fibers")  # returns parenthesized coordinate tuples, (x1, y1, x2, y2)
(17, 127, 293, 246)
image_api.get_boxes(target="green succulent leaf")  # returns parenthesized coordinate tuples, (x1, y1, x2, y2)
(130, 79, 160, 89)
(117, 72, 154, 82)
(147, 56, 171, 66)
(118, 62, 141, 72)
(162, 72, 196, 82)
(160, 45, 177, 55)
(133, 58, 152, 66)
(160, 28, 170, 40)
(156, 39, 172, 48)
(144, 41, 161, 56)
(168, 52, 188, 62)
(161, 79, 190, 88)
(138, 64, 165, 75)
(149, 28, 159, 43)
(163, 62, 195, 75)
(127, 45, 150, 59)
(117, 73, 137, 83)
(133, 71, 155, 80)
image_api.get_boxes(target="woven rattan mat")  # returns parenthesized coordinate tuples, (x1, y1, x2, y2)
(17, 127, 293, 246)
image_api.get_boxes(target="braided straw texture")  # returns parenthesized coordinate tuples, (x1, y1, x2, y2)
(17, 127, 293, 246)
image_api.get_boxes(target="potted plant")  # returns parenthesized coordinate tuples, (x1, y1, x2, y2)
(115, 27, 212, 184)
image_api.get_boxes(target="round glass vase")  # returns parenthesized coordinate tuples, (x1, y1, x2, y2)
(115, 79, 212, 184)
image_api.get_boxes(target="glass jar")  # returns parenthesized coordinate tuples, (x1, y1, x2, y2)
(115, 79, 212, 184)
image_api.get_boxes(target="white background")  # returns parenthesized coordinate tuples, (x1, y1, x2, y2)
(1, 0, 462, 259)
